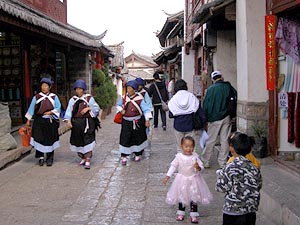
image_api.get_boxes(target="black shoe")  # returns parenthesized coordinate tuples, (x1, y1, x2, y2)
(46, 160, 53, 167)
(154, 125, 158, 128)
(39, 158, 44, 166)
(163, 126, 166, 131)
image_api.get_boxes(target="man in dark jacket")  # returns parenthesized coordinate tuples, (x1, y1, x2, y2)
(148, 72, 169, 130)
(201, 71, 237, 168)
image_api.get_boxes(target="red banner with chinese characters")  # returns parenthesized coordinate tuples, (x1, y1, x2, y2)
(265, 15, 277, 90)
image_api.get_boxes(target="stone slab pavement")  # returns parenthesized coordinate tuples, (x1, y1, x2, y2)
(0, 112, 292, 225)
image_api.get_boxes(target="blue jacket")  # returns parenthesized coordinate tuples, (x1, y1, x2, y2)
(169, 106, 206, 132)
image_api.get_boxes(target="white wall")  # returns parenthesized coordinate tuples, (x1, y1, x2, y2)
(213, 30, 237, 88)
(182, 47, 195, 92)
(236, 0, 268, 102)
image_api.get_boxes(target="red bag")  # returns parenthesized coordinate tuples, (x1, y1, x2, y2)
(114, 112, 123, 124)
(114, 93, 125, 124)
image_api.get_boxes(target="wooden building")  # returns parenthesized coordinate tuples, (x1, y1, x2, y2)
(153, 10, 183, 82)
(0, 0, 112, 125)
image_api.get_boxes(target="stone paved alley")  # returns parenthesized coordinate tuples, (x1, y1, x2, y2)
(0, 112, 274, 225)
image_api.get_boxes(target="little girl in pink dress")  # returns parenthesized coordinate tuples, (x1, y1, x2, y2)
(162, 136, 213, 224)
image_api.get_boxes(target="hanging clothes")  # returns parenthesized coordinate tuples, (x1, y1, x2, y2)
(276, 17, 300, 63)
(284, 55, 294, 92)
(287, 92, 296, 143)
(295, 93, 300, 148)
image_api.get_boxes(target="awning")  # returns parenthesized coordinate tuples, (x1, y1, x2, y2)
(0, 0, 107, 49)
(192, 0, 235, 25)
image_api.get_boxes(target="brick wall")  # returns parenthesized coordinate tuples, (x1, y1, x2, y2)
(20, 0, 67, 24)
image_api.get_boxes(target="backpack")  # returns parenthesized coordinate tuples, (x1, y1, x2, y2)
(226, 83, 237, 118)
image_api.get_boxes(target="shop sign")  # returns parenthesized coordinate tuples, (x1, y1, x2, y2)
(265, 15, 277, 91)
(278, 92, 288, 108)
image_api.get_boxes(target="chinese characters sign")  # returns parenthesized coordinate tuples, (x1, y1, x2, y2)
(278, 92, 288, 108)
(265, 15, 277, 91)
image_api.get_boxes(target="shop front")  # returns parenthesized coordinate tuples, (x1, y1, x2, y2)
(0, 0, 110, 126)
(266, 1, 300, 159)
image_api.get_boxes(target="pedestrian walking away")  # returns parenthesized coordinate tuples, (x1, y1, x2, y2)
(168, 79, 206, 152)
(25, 77, 61, 167)
(216, 132, 262, 225)
(116, 80, 152, 165)
(201, 70, 237, 168)
(135, 77, 153, 138)
(162, 136, 213, 224)
(64, 79, 100, 169)
(148, 72, 168, 130)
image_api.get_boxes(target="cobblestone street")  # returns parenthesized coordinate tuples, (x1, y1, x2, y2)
(0, 112, 273, 225)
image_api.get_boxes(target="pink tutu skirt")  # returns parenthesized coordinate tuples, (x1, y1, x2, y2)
(166, 173, 213, 206)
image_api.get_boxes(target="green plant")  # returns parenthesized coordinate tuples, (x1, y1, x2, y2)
(93, 66, 117, 109)
(251, 121, 266, 138)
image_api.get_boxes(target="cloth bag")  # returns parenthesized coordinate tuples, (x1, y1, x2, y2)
(161, 101, 169, 112)
(113, 112, 123, 124)
(154, 83, 169, 111)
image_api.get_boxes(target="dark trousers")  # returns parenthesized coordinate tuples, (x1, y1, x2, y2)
(153, 105, 166, 127)
(223, 212, 256, 225)
(179, 202, 198, 212)
(35, 150, 54, 162)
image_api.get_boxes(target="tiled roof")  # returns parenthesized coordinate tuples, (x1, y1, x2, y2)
(156, 10, 184, 47)
(153, 44, 181, 63)
(0, 0, 108, 49)
(192, 0, 235, 25)
(126, 70, 153, 80)
(125, 52, 158, 67)
(107, 42, 125, 67)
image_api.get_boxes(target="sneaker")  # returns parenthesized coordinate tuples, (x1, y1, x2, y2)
(84, 161, 91, 169)
(163, 126, 166, 131)
(190, 216, 199, 224)
(134, 156, 141, 162)
(38, 157, 44, 166)
(176, 215, 184, 221)
(121, 157, 127, 165)
(79, 159, 86, 166)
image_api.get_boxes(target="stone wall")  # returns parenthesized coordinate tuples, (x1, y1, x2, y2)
(237, 100, 269, 137)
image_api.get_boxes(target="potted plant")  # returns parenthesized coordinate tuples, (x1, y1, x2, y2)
(251, 120, 268, 158)
(92, 66, 117, 119)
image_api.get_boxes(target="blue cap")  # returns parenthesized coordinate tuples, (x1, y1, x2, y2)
(135, 77, 145, 86)
(126, 80, 138, 90)
(40, 78, 53, 86)
(73, 79, 87, 91)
